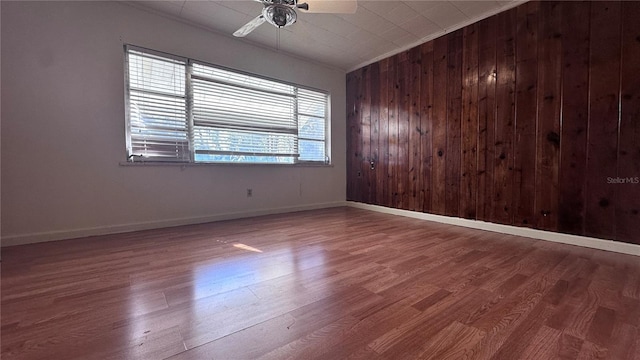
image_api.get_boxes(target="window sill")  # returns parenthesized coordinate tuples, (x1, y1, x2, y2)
(119, 161, 333, 168)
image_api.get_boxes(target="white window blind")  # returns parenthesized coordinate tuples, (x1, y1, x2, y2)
(126, 49, 189, 162)
(297, 88, 327, 162)
(125, 46, 329, 164)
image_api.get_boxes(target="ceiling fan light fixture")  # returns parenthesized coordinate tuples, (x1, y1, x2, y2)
(233, 0, 357, 37)
(263, 4, 297, 28)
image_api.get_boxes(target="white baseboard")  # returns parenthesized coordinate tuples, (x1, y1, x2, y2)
(5, 201, 638, 257)
(346, 201, 640, 257)
(1, 201, 347, 247)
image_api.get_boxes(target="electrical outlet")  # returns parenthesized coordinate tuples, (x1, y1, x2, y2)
(247, 188, 253, 197)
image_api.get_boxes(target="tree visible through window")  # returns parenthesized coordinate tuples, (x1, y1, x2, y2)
(125, 46, 329, 164)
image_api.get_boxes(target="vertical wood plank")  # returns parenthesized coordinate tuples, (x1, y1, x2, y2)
(346, 70, 362, 202)
(535, 1, 562, 231)
(346, 72, 355, 201)
(493, 8, 517, 225)
(397, 52, 410, 210)
(512, 1, 539, 228)
(369, 62, 380, 206)
(387, 56, 399, 208)
(408, 47, 422, 211)
(585, 1, 621, 240)
(378, 59, 390, 208)
(360, 66, 372, 204)
(460, 24, 479, 220)
(617, 1, 640, 245)
(431, 35, 449, 215)
(559, 1, 590, 236)
(355, 69, 365, 203)
(445, 30, 463, 217)
(420, 42, 434, 214)
(476, 18, 497, 222)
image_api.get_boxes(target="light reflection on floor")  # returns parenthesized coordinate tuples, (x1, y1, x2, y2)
(192, 244, 292, 301)
(126, 240, 331, 346)
(189, 242, 328, 308)
(233, 243, 263, 253)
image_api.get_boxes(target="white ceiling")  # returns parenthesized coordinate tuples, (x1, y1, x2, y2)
(129, 0, 525, 71)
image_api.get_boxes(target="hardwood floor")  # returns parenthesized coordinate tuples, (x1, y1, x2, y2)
(2, 207, 639, 359)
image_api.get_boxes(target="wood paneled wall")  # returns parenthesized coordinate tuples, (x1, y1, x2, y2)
(346, 1, 640, 245)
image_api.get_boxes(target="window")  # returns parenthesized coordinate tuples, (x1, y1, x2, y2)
(125, 46, 330, 164)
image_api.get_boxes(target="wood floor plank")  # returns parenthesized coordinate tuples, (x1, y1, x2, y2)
(543, 279, 570, 305)
(412, 288, 452, 312)
(464, 279, 556, 358)
(486, 296, 556, 359)
(1, 207, 638, 360)
(576, 341, 609, 360)
(558, 333, 584, 360)
(552, 287, 600, 341)
(255, 315, 362, 360)
(586, 306, 616, 347)
(495, 273, 528, 295)
(609, 322, 638, 360)
(371, 287, 494, 358)
(261, 300, 419, 360)
(518, 325, 563, 360)
(417, 321, 486, 359)
(623, 268, 640, 299)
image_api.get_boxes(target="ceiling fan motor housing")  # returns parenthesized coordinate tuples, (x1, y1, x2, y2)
(262, 2, 297, 28)
(263, 4, 297, 28)
(262, 0, 296, 6)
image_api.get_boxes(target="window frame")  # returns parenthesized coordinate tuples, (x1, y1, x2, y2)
(124, 44, 331, 166)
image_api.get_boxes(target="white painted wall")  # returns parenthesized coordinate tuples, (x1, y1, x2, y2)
(1, 1, 347, 246)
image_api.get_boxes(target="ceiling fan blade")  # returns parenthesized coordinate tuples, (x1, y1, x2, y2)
(233, 15, 266, 37)
(299, 0, 357, 14)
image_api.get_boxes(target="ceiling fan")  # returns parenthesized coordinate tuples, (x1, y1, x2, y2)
(233, 0, 357, 37)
